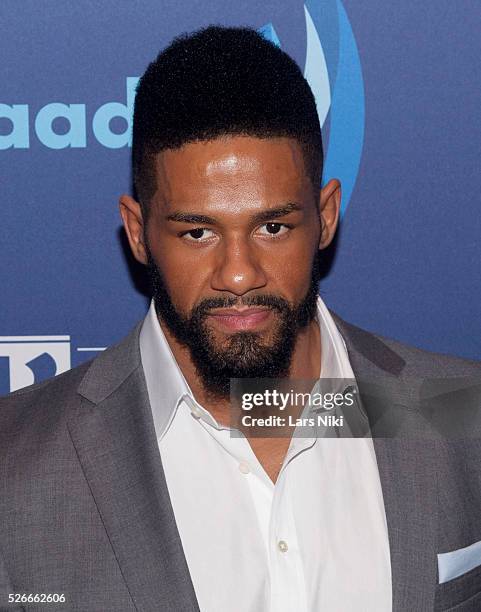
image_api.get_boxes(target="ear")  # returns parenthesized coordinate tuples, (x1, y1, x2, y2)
(119, 194, 148, 265)
(318, 178, 341, 249)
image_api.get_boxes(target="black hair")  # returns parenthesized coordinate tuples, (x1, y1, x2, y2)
(132, 25, 323, 217)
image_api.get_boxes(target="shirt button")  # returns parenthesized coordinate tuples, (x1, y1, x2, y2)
(238, 462, 250, 474)
(190, 405, 202, 419)
(278, 540, 288, 553)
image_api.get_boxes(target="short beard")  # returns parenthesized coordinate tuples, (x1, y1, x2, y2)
(145, 248, 322, 401)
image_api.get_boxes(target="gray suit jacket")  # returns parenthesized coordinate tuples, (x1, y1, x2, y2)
(1, 312, 481, 612)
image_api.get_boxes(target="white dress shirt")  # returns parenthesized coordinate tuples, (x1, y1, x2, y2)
(140, 296, 392, 612)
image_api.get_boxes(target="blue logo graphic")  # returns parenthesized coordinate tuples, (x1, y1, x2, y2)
(0, 357, 10, 396)
(0, 1, 363, 214)
(0, 336, 71, 394)
(26, 352, 58, 382)
(0, 352, 57, 395)
(0, 77, 138, 150)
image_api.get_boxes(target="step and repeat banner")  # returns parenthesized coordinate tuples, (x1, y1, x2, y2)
(1, 0, 480, 393)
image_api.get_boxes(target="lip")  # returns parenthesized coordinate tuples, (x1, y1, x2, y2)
(207, 308, 272, 331)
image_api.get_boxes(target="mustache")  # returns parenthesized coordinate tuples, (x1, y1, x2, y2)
(191, 294, 290, 318)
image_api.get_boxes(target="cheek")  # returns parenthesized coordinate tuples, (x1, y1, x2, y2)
(151, 244, 211, 307)
(262, 239, 316, 296)
(148, 225, 205, 298)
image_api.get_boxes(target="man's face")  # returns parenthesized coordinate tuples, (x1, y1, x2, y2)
(138, 136, 329, 399)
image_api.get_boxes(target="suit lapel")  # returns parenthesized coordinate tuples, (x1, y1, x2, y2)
(67, 324, 199, 612)
(332, 313, 438, 611)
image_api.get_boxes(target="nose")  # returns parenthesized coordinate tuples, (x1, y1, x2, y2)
(210, 236, 267, 295)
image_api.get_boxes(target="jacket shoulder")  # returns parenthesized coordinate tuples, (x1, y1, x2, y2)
(0, 360, 93, 436)
(0, 320, 143, 436)
(330, 311, 481, 378)
(376, 333, 481, 377)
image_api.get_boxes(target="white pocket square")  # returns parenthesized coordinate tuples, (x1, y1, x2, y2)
(438, 539, 481, 584)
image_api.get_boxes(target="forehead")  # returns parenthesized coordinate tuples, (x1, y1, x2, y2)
(152, 135, 311, 208)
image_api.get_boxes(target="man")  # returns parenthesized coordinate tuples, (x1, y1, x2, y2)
(1, 25, 481, 612)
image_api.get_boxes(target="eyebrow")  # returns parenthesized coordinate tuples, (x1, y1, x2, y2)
(165, 202, 303, 225)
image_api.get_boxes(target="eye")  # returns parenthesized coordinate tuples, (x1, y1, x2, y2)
(180, 227, 216, 242)
(257, 222, 291, 237)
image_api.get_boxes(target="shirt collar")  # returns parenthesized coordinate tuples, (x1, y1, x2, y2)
(140, 295, 355, 441)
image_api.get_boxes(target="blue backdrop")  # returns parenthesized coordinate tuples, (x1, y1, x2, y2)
(1, 0, 480, 393)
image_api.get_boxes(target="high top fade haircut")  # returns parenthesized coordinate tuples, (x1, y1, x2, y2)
(132, 25, 324, 220)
